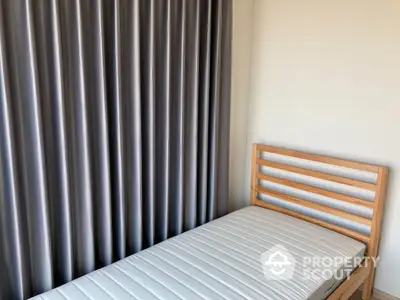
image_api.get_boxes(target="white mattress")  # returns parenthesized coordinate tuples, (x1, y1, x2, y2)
(31, 206, 366, 300)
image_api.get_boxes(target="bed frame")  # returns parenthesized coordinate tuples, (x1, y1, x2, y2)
(250, 143, 388, 300)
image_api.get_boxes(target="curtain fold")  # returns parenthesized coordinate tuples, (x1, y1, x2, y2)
(0, 0, 232, 299)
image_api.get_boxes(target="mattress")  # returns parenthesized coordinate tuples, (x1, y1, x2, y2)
(31, 206, 366, 300)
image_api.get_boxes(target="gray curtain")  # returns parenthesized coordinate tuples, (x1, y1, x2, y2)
(0, 0, 232, 299)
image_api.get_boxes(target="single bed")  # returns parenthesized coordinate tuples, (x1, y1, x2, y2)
(31, 144, 388, 300)
(31, 206, 365, 300)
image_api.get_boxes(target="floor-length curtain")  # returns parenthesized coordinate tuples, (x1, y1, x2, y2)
(0, 0, 232, 299)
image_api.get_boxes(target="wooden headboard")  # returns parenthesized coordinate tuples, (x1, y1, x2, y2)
(250, 143, 388, 298)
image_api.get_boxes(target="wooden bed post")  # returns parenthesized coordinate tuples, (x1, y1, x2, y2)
(362, 167, 388, 300)
(250, 143, 258, 206)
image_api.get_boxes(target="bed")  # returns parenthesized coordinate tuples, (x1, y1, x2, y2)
(31, 144, 388, 300)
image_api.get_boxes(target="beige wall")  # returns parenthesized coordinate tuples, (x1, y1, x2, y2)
(232, 0, 400, 296)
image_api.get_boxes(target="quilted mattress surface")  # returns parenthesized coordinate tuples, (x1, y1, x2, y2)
(31, 206, 365, 300)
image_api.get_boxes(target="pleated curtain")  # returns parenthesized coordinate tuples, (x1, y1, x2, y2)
(0, 0, 232, 299)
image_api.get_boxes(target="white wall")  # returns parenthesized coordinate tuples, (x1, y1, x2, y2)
(230, 0, 254, 211)
(232, 0, 400, 296)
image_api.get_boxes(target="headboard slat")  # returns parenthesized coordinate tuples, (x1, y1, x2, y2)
(256, 172, 375, 208)
(255, 186, 372, 226)
(257, 144, 380, 173)
(257, 159, 377, 191)
(254, 199, 370, 243)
